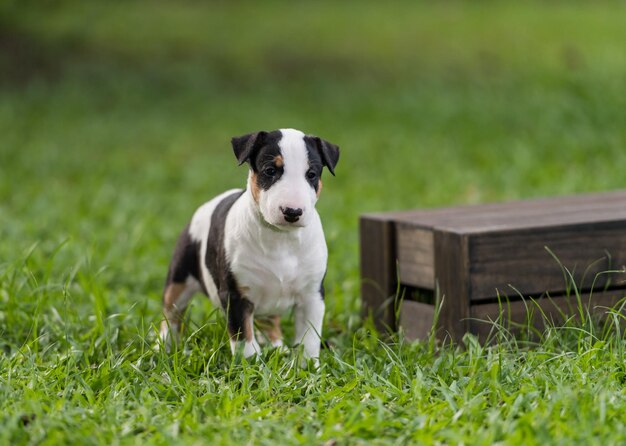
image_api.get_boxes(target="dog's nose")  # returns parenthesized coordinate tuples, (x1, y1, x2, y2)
(280, 206, 303, 223)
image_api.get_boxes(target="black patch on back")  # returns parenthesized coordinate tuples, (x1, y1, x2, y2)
(165, 223, 202, 287)
(204, 189, 255, 338)
(205, 190, 244, 295)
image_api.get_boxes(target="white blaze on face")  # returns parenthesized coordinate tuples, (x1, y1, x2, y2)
(260, 129, 318, 228)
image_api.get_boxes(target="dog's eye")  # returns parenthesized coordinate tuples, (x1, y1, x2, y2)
(264, 167, 277, 177)
(306, 170, 317, 180)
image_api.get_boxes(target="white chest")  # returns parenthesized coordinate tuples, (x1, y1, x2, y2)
(235, 254, 300, 312)
(225, 217, 327, 316)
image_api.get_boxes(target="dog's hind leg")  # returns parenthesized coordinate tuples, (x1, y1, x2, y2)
(160, 224, 202, 351)
(160, 278, 200, 350)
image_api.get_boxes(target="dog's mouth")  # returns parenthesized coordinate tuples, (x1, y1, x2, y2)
(284, 215, 300, 223)
(259, 214, 305, 231)
(276, 218, 305, 229)
(256, 202, 307, 230)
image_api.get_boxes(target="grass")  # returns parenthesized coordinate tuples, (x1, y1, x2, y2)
(2, 0, 626, 444)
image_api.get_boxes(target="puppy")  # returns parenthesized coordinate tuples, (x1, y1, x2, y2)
(160, 128, 339, 361)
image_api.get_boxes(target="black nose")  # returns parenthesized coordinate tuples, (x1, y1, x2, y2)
(280, 207, 303, 223)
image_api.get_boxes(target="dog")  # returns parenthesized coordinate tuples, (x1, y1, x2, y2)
(160, 128, 339, 361)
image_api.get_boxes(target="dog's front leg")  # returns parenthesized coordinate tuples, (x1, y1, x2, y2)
(294, 295, 325, 361)
(223, 293, 260, 358)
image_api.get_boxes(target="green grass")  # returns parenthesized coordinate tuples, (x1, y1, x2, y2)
(2, 0, 626, 444)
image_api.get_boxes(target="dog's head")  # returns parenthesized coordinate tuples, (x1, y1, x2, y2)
(232, 128, 339, 229)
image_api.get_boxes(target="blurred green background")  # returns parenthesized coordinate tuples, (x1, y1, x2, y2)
(2, 1, 626, 443)
(1, 0, 626, 344)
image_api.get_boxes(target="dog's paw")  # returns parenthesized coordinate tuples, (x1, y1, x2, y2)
(230, 339, 262, 359)
(300, 356, 320, 370)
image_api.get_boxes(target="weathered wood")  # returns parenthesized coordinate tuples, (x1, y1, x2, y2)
(399, 300, 435, 340)
(359, 215, 398, 333)
(396, 224, 434, 288)
(469, 288, 626, 340)
(384, 190, 626, 233)
(433, 230, 470, 341)
(469, 221, 626, 301)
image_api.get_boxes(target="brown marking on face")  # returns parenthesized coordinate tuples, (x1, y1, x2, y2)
(274, 155, 284, 168)
(250, 172, 261, 203)
(316, 179, 323, 198)
(238, 285, 250, 296)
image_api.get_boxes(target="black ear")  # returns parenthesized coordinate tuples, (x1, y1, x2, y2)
(311, 136, 340, 176)
(231, 131, 268, 165)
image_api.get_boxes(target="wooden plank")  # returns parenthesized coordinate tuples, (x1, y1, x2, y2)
(370, 189, 626, 234)
(396, 224, 435, 288)
(434, 230, 471, 341)
(469, 288, 626, 340)
(359, 215, 398, 333)
(468, 221, 626, 301)
(399, 300, 435, 341)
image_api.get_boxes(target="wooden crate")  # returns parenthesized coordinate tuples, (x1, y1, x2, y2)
(360, 190, 626, 341)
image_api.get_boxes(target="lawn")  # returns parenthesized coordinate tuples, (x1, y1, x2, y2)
(1, 1, 626, 444)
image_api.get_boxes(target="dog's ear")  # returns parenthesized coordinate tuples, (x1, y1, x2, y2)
(231, 131, 268, 166)
(311, 136, 340, 176)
